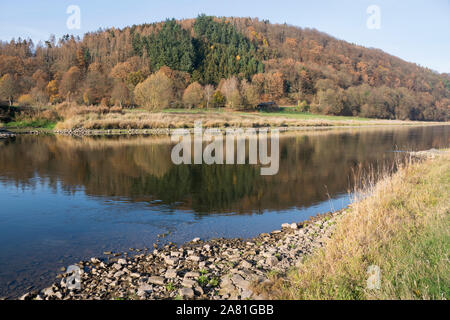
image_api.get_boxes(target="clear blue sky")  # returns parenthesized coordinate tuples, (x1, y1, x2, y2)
(1, 0, 449, 73)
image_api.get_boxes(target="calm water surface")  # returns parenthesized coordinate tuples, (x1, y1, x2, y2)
(0, 125, 448, 297)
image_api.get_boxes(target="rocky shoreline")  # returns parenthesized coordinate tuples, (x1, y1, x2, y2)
(0, 129, 16, 139)
(408, 148, 448, 159)
(9, 122, 439, 138)
(53, 126, 330, 137)
(18, 209, 345, 301)
(54, 124, 445, 137)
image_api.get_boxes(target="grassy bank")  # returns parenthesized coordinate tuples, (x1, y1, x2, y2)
(2, 104, 446, 133)
(3, 119, 57, 130)
(256, 152, 449, 300)
(53, 108, 441, 131)
(163, 108, 373, 121)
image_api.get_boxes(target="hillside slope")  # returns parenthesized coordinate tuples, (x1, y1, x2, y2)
(0, 15, 448, 121)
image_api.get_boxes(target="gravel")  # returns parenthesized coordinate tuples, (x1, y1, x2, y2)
(19, 210, 345, 300)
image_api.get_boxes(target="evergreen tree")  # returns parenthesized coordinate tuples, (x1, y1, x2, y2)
(144, 19, 196, 73)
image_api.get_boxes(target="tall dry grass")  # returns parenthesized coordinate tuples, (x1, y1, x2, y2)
(4, 103, 123, 129)
(54, 109, 397, 131)
(255, 153, 449, 300)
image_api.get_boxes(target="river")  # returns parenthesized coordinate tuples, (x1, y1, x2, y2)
(0, 125, 448, 297)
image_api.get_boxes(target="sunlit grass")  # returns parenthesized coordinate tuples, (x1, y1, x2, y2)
(255, 152, 450, 300)
(5, 119, 57, 130)
(162, 107, 372, 121)
(249, 110, 373, 121)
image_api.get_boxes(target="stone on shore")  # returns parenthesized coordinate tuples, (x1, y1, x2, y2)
(266, 256, 279, 267)
(137, 284, 153, 297)
(165, 269, 178, 279)
(182, 279, 196, 288)
(179, 288, 195, 299)
(164, 257, 179, 266)
(148, 276, 165, 286)
(187, 255, 202, 262)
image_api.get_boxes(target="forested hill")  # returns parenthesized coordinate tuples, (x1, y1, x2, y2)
(0, 15, 448, 121)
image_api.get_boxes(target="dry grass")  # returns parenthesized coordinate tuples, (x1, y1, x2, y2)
(4, 104, 447, 131)
(55, 103, 123, 119)
(53, 109, 436, 131)
(4, 106, 59, 129)
(255, 152, 450, 300)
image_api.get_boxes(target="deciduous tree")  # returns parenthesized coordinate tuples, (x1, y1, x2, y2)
(59, 66, 81, 101)
(211, 91, 225, 108)
(111, 81, 131, 107)
(183, 82, 204, 108)
(134, 71, 174, 110)
(241, 79, 259, 109)
(204, 84, 214, 109)
(220, 77, 242, 109)
(46, 80, 60, 104)
(0, 74, 17, 106)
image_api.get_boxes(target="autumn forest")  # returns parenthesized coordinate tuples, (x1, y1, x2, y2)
(0, 15, 449, 122)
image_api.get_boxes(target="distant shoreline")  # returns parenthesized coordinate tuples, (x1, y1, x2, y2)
(6, 120, 449, 137)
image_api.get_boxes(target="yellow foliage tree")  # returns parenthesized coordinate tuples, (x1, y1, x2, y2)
(182, 82, 204, 109)
(17, 94, 33, 106)
(134, 71, 174, 110)
(46, 80, 60, 104)
(0, 74, 17, 106)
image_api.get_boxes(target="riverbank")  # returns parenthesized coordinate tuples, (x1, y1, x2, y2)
(6, 122, 449, 138)
(256, 150, 449, 300)
(3, 108, 448, 137)
(51, 109, 426, 132)
(0, 129, 16, 139)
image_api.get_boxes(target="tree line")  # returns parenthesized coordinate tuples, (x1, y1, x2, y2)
(0, 15, 448, 121)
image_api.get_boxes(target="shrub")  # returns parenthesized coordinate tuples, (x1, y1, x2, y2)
(39, 109, 59, 122)
(211, 91, 226, 108)
(297, 100, 310, 112)
(17, 94, 34, 106)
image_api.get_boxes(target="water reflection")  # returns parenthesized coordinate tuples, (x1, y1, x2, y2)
(0, 126, 448, 215)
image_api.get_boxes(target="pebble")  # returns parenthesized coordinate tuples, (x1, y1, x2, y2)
(148, 276, 165, 286)
(165, 269, 178, 279)
(179, 288, 195, 299)
(184, 271, 200, 278)
(187, 255, 202, 262)
(232, 274, 250, 290)
(266, 256, 279, 267)
(182, 279, 196, 288)
(164, 257, 179, 266)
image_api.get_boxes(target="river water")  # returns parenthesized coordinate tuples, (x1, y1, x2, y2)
(0, 125, 448, 297)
